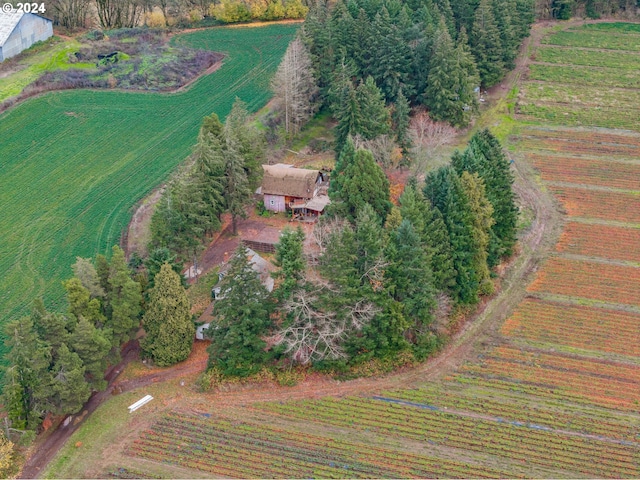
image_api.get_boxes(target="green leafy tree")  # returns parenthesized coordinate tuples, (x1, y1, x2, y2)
(71, 257, 106, 298)
(63, 277, 106, 328)
(207, 243, 271, 377)
(141, 264, 195, 367)
(144, 247, 184, 290)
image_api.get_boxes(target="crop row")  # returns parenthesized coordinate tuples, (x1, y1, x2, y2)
(523, 83, 640, 110)
(528, 256, 640, 305)
(529, 63, 640, 89)
(542, 29, 640, 51)
(502, 298, 640, 357)
(527, 153, 640, 191)
(128, 411, 513, 479)
(379, 384, 639, 441)
(518, 103, 640, 132)
(555, 222, 640, 263)
(486, 345, 640, 383)
(580, 22, 640, 34)
(464, 358, 640, 412)
(534, 45, 640, 70)
(518, 126, 640, 147)
(517, 137, 640, 158)
(258, 398, 639, 477)
(552, 185, 640, 224)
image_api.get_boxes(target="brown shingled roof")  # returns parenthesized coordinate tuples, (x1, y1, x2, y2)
(261, 165, 320, 198)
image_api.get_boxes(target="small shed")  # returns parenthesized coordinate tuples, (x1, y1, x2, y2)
(262, 164, 323, 213)
(0, 10, 53, 62)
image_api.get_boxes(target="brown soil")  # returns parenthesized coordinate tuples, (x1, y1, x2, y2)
(124, 187, 164, 258)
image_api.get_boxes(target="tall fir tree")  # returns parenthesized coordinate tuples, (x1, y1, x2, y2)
(333, 148, 392, 223)
(141, 263, 195, 367)
(354, 203, 387, 292)
(1, 317, 52, 430)
(107, 246, 142, 348)
(470, 0, 505, 87)
(459, 171, 495, 294)
(274, 227, 306, 301)
(70, 316, 111, 391)
(207, 243, 271, 377)
(49, 343, 91, 416)
(392, 89, 413, 159)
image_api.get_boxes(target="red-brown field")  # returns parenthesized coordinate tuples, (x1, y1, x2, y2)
(551, 186, 640, 223)
(517, 137, 640, 158)
(527, 153, 640, 190)
(556, 222, 640, 262)
(528, 257, 640, 305)
(519, 128, 640, 147)
(502, 298, 640, 356)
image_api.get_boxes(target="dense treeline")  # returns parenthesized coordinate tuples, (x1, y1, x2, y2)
(150, 99, 264, 259)
(204, 129, 518, 375)
(2, 247, 140, 431)
(302, 0, 535, 126)
(1, 247, 193, 433)
(537, 0, 638, 19)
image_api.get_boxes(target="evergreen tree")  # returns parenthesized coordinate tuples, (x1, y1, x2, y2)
(424, 21, 475, 127)
(354, 203, 387, 291)
(141, 263, 195, 367)
(50, 343, 91, 415)
(424, 167, 481, 304)
(1, 317, 52, 430)
(370, 7, 412, 101)
(274, 227, 306, 301)
(329, 136, 356, 199)
(335, 148, 392, 222)
(333, 80, 361, 155)
(385, 219, 436, 329)
(492, 0, 518, 70)
(460, 171, 495, 294)
(107, 246, 142, 347)
(470, 0, 505, 87)
(392, 89, 413, 159)
(320, 224, 360, 295)
(207, 243, 271, 377)
(424, 205, 457, 292)
(452, 129, 518, 264)
(144, 247, 184, 290)
(357, 76, 392, 138)
(70, 317, 111, 391)
(64, 277, 105, 328)
(71, 257, 106, 298)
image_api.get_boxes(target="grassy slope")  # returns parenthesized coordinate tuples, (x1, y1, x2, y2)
(0, 24, 298, 355)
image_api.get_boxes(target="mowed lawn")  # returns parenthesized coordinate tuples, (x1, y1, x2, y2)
(0, 24, 298, 356)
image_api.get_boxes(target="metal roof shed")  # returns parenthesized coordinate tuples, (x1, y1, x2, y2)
(0, 10, 53, 62)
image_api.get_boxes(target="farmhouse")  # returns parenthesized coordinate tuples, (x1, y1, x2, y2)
(0, 10, 53, 62)
(261, 164, 330, 219)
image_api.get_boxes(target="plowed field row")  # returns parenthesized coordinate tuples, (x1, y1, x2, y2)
(527, 153, 640, 191)
(528, 63, 640, 89)
(556, 222, 640, 262)
(502, 298, 640, 357)
(534, 46, 640, 69)
(518, 103, 640, 131)
(258, 398, 639, 477)
(379, 385, 639, 441)
(550, 186, 640, 224)
(517, 137, 640, 157)
(528, 256, 640, 305)
(128, 411, 514, 479)
(519, 128, 640, 147)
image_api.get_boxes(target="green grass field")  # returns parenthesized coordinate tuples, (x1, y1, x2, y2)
(528, 64, 640, 89)
(0, 24, 298, 357)
(543, 26, 640, 51)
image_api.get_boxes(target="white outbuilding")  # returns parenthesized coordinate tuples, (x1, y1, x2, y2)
(0, 10, 53, 62)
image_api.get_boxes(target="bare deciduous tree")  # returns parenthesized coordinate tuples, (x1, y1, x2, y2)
(271, 37, 319, 136)
(311, 216, 346, 252)
(95, 0, 144, 28)
(409, 110, 457, 174)
(274, 279, 379, 364)
(49, 0, 90, 30)
(353, 134, 398, 168)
